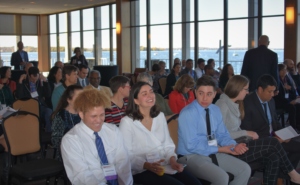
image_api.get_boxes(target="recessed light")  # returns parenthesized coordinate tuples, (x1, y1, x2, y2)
(30, 2, 35, 4)
(89, 0, 94, 1)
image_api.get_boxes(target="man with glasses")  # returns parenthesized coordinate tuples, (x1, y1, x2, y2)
(84, 70, 112, 98)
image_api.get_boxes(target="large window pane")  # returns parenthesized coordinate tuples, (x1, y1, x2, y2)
(22, 36, 38, 62)
(59, 13, 67, 33)
(132, 27, 147, 68)
(71, 32, 81, 55)
(100, 6, 109, 29)
(150, 0, 169, 24)
(113, 29, 117, 64)
(0, 36, 19, 66)
(173, 0, 182, 23)
(71, 11, 80, 32)
(263, 17, 284, 63)
(112, 4, 116, 28)
(228, 19, 248, 74)
(50, 34, 57, 67)
(83, 31, 95, 68)
(49, 14, 57, 34)
(198, 0, 223, 21)
(228, 0, 248, 18)
(190, 0, 194, 22)
(263, 0, 284, 16)
(190, 23, 195, 63)
(131, 0, 146, 26)
(101, 30, 110, 65)
(83, 8, 94, 30)
(59, 33, 68, 63)
(151, 25, 169, 69)
(198, 21, 224, 70)
(173, 24, 182, 63)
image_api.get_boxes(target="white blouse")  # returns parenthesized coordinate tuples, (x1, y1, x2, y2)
(119, 112, 177, 175)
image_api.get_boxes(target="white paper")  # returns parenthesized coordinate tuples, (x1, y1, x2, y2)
(275, 126, 299, 140)
(163, 164, 187, 175)
(295, 98, 300, 103)
(0, 107, 18, 118)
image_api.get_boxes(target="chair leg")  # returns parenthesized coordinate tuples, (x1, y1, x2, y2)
(54, 175, 59, 185)
(46, 177, 50, 185)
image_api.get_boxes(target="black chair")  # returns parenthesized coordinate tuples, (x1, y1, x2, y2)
(276, 108, 286, 128)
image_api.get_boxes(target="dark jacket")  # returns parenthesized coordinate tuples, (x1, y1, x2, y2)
(291, 74, 300, 93)
(274, 76, 297, 108)
(219, 76, 230, 91)
(241, 45, 279, 92)
(165, 73, 179, 96)
(16, 77, 51, 108)
(179, 68, 198, 82)
(70, 55, 88, 66)
(241, 92, 282, 138)
(11, 51, 29, 70)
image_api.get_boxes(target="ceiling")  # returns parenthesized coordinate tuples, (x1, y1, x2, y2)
(0, 0, 115, 15)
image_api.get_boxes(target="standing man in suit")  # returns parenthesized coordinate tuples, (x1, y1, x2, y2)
(241, 75, 300, 184)
(11, 41, 29, 70)
(241, 35, 279, 92)
(76, 64, 89, 87)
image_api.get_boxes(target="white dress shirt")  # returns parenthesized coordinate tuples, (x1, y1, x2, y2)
(61, 121, 133, 185)
(119, 112, 177, 175)
(195, 67, 205, 79)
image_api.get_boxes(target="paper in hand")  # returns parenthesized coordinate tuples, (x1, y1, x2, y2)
(275, 126, 299, 140)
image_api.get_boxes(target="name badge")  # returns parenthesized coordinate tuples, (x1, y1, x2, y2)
(146, 153, 160, 163)
(77, 61, 82, 64)
(102, 164, 117, 181)
(208, 139, 218, 147)
(31, 91, 39, 98)
(285, 93, 289, 99)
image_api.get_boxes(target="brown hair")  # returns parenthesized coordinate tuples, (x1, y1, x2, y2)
(224, 75, 249, 120)
(74, 89, 111, 113)
(196, 75, 216, 91)
(173, 74, 195, 93)
(109, 75, 130, 94)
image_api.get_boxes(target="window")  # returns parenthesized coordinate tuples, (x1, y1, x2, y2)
(0, 36, 19, 66)
(59, 33, 68, 63)
(71, 11, 80, 32)
(263, 0, 284, 16)
(173, 24, 182, 63)
(198, 0, 223, 21)
(150, 0, 169, 24)
(228, 0, 248, 18)
(83, 8, 94, 30)
(22, 36, 38, 62)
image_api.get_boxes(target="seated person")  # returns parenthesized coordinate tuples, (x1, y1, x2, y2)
(148, 63, 160, 77)
(84, 70, 112, 97)
(216, 75, 300, 185)
(274, 64, 300, 131)
(24, 62, 33, 76)
(61, 89, 133, 185)
(195, 58, 205, 79)
(52, 65, 78, 110)
(241, 75, 300, 178)
(119, 82, 201, 185)
(219, 64, 234, 92)
(51, 85, 83, 160)
(137, 72, 175, 121)
(207, 58, 221, 82)
(48, 66, 63, 93)
(55, 61, 64, 69)
(292, 62, 300, 91)
(76, 64, 89, 87)
(105, 76, 130, 126)
(0, 67, 16, 94)
(17, 67, 52, 132)
(285, 59, 300, 94)
(169, 74, 195, 114)
(204, 64, 223, 94)
(177, 75, 251, 184)
(165, 63, 181, 96)
(180, 59, 198, 83)
(153, 61, 168, 93)
(0, 83, 14, 107)
(70, 47, 88, 66)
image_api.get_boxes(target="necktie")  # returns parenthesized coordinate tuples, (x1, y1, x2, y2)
(94, 132, 118, 185)
(82, 79, 86, 87)
(262, 103, 268, 121)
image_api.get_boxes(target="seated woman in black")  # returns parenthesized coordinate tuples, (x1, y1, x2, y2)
(47, 66, 63, 93)
(70, 47, 88, 66)
(51, 85, 83, 160)
(274, 64, 300, 130)
(165, 63, 181, 96)
(219, 64, 234, 91)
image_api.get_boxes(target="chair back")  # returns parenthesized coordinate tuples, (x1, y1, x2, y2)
(2, 112, 40, 156)
(134, 68, 147, 73)
(159, 78, 167, 95)
(12, 98, 39, 117)
(168, 120, 178, 152)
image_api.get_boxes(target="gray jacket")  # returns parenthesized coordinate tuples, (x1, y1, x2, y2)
(215, 94, 248, 139)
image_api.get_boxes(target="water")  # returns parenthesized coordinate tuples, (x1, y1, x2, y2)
(0, 49, 284, 74)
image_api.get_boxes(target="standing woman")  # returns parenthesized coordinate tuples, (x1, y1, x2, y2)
(165, 63, 181, 96)
(51, 85, 83, 160)
(70, 47, 88, 66)
(219, 64, 234, 91)
(119, 82, 201, 185)
(0, 67, 16, 94)
(215, 75, 300, 185)
(169, 74, 195, 114)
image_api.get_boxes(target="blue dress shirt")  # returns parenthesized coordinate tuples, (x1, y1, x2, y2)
(177, 100, 237, 156)
(19, 51, 25, 60)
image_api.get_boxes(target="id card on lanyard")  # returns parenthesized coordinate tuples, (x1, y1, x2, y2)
(102, 164, 118, 181)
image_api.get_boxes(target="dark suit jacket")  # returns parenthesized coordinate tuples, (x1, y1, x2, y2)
(241, 92, 282, 138)
(165, 73, 179, 96)
(70, 55, 88, 66)
(76, 78, 89, 87)
(291, 74, 300, 93)
(16, 77, 51, 108)
(241, 45, 279, 92)
(11, 51, 29, 70)
(179, 68, 198, 82)
(274, 76, 297, 108)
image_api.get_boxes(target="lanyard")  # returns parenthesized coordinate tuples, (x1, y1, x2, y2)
(1, 89, 6, 105)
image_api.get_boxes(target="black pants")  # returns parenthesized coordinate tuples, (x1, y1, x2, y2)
(281, 139, 300, 169)
(278, 102, 300, 130)
(133, 169, 202, 185)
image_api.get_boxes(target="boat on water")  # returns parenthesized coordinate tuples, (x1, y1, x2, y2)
(154, 53, 158, 55)
(233, 52, 239, 56)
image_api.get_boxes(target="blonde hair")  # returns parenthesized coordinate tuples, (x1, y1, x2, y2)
(173, 74, 195, 94)
(74, 89, 111, 113)
(224, 75, 249, 120)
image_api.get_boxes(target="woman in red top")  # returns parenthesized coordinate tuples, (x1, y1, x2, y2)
(169, 74, 195, 114)
(0, 67, 16, 94)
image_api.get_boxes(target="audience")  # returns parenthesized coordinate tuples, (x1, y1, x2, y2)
(148, 63, 160, 77)
(181, 59, 186, 70)
(207, 58, 220, 82)
(169, 74, 195, 114)
(274, 64, 300, 131)
(0, 82, 14, 107)
(52, 65, 78, 110)
(24, 62, 33, 76)
(105, 76, 130, 126)
(61, 89, 133, 185)
(216, 75, 300, 184)
(137, 72, 175, 121)
(165, 63, 181, 96)
(292, 62, 300, 91)
(119, 82, 201, 185)
(84, 70, 112, 97)
(51, 85, 83, 160)
(10, 41, 28, 70)
(0, 115, 9, 183)
(219, 64, 234, 91)
(180, 59, 197, 82)
(174, 58, 180, 64)
(17, 67, 52, 132)
(177, 75, 251, 184)
(204, 64, 222, 95)
(241, 75, 300, 180)
(284, 59, 300, 94)
(70, 47, 88, 66)
(55, 61, 64, 69)
(195, 58, 205, 79)
(153, 61, 168, 93)
(48, 66, 63, 93)
(0, 67, 16, 94)
(76, 64, 89, 87)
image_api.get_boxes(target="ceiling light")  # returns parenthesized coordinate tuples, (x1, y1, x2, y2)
(30, 2, 35, 4)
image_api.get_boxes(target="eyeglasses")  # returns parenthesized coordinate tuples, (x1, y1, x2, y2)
(90, 77, 101, 80)
(123, 86, 131, 90)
